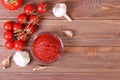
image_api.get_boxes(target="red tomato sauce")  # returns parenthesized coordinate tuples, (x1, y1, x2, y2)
(32, 33, 63, 63)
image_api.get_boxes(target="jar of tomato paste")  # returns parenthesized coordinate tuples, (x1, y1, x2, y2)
(31, 32, 64, 64)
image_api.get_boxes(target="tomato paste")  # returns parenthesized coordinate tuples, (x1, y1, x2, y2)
(32, 33, 63, 63)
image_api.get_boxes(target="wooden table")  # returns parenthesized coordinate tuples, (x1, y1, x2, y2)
(0, 0, 120, 80)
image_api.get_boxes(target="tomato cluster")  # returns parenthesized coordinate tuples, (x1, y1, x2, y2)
(3, 2, 48, 50)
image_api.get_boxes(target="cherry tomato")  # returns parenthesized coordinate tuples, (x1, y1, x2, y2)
(24, 5, 34, 15)
(19, 33, 27, 42)
(5, 40, 13, 49)
(17, 13, 27, 24)
(4, 31, 13, 40)
(1, 0, 22, 10)
(13, 23, 23, 33)
(14, 41, 24, 50)
(29, 15, 40, 24)
(37, 2, 48, 14)
(3, 21, 13, 31)
(25, 25, 35, 35)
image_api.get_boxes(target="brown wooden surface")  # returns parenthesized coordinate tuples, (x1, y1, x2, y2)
(0, 0, 120, 80)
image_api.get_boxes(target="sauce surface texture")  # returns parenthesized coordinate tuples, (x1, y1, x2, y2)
(32, 33, 62, 63)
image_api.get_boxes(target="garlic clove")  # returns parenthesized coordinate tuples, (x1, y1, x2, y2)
(64, 14, 72, 21)
(33, 66, 47, 71)
(1, 55, 11, 69)
(62, 30, 74, 37)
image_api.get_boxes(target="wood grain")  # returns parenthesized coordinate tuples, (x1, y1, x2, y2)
(0, 72, 120, 80)
(1, 20, 120, 46)
(0, 47, 120, 73)
(0, 0, 120, 20)
(0, 0, 120, 80)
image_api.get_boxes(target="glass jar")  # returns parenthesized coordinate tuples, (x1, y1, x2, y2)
(30, 32, 64, 65)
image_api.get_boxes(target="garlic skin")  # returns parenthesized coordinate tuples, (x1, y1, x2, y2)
(1, 55, 11, 69)
(33, 66, 47, 71)
(13, 51, 30, 67)
(53, 3, 72, 21)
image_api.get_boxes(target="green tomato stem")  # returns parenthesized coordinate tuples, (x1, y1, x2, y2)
(9, 0, 15, 2)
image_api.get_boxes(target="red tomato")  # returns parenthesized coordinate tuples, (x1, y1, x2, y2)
(25, 25, 35, 35)
(4, 31, 13, 40)
(24, 5, 34, 15)
(5, 40, 13, 49)
(37, 2, 48, 14)
(1, 0, 22, 10)
(13, 23, 23, 33)
(19, 33, 27, 42)
(14, 41, 24, 50)
(17, 13, 27, 24)
(29, 15, 40, 24)
(3, 21, 13, 31)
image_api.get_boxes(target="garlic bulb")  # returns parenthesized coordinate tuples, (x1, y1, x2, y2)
(53, 3, 72, 21)
(13, 51, 30, 67)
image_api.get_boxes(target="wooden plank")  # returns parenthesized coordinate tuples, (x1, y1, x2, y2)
(0, 47, 120, 73)
(0, 73, 80, 80)
(0, 0, 120, 20)
(1, 20, 120, 46)
(0, 72, 120, 80)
